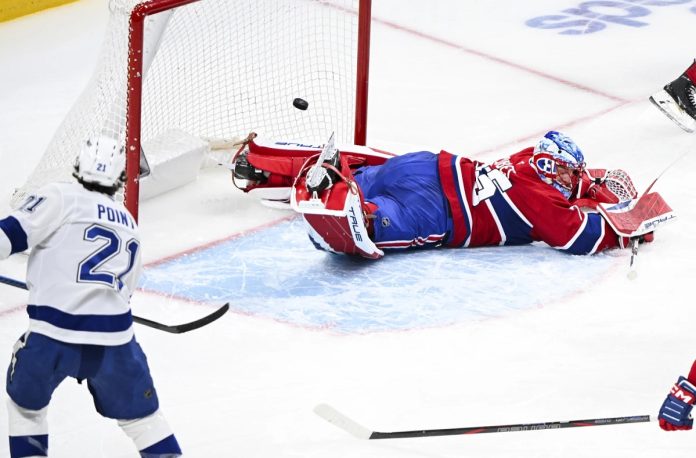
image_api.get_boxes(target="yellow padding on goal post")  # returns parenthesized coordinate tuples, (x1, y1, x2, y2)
(0, 0, 78, 23)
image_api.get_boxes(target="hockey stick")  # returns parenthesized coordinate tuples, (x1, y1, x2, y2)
(314, 404, 653, 440)
(627, 237, 640, 280)
(0, 274, 229, 334)
(128, 302, 229, 334)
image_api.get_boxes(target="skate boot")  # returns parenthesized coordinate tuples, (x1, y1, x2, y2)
(232, 150, 268, 183)
(649, 62, 696, 133)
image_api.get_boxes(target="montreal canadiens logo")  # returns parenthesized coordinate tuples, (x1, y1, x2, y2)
(535, 157, 556, 174)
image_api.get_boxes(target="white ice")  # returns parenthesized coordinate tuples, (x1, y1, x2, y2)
(1, 0, 696, 457)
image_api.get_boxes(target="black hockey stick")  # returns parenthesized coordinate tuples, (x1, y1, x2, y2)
(314, 404, 653, 439)
(0, 274, 229, 334)
(128, 302, 229, 334)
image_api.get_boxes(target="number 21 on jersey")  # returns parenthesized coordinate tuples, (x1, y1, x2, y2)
(78, 224, 139, 290)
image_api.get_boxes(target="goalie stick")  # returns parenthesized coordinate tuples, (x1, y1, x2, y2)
(314, 404, 653, 440)
(0, 274, 229, 334)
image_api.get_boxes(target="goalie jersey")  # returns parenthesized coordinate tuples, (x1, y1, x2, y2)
(438, 147, 627, 254)
(0, 182, 140, 345)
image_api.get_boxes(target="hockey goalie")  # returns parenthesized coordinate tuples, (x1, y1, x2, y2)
(225, 131, 674, 260)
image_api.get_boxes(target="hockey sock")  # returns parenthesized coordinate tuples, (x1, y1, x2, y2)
(7, 400, 49, 457)
(139, 434, 182, 457)
(9, 435, 48, 457)
(685, 59, 696, 84)
(119, 410, 180, 456)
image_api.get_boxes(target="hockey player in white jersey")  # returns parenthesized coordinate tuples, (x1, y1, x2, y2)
(0, 137, 182, 457)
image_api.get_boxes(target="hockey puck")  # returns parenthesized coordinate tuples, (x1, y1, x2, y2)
(293, 98, 309, 111)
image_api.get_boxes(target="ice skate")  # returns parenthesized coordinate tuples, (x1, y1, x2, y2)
(228, 132, 268, 186)
(232, 150, 268, 183)
(649, 75, 696, 133)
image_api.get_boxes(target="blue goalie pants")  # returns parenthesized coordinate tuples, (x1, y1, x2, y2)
(6, 332, 159, 419)
(353, 151, 453, 249)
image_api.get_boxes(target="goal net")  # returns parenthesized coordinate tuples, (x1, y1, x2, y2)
(12, 0, 371, 217)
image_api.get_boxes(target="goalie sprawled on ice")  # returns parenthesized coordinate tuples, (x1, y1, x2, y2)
(226, 131, 672, 259)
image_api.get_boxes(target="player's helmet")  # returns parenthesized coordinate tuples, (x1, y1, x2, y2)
(531, 131, 585, 199)
(72, 136, 126, 192)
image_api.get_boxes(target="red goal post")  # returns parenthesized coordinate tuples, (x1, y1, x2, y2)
(13, 0, 372, 220)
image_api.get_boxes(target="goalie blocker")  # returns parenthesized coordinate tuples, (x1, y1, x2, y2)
(579, 166, 675, 239)
(597, 193, 675, 238)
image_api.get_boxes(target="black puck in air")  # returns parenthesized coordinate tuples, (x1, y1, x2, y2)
(293, 98, 309, 111)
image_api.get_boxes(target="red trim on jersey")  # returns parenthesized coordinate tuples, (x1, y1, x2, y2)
(685, 59, 696, 84)
(437, 151, 470, 247)
(375, 232, 448, 249)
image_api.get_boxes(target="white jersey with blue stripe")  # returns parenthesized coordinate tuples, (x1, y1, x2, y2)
(0, 182, 140, 345)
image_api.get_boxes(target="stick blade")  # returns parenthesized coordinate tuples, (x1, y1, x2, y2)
(172, 302, 230, 333)
(314, 403, 373, 439)
(132, 302, 230, 334)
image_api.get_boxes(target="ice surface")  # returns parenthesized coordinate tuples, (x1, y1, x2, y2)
(141, 217, 622, 333)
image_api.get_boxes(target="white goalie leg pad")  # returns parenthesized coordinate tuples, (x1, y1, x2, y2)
(7, 399, 48, 436)
(118, 409, 175, 451)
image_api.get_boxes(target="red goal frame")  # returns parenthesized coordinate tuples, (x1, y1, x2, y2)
(123, 0, 372, 219)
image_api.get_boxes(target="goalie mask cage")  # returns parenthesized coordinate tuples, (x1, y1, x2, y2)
(12, 0, 372, 219)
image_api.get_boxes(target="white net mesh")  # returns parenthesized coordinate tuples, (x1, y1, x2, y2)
(12, 0, 362, 207)
(605, 169, 638, 202)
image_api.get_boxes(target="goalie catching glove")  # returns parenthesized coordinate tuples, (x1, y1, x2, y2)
(572, 168, 638, 209)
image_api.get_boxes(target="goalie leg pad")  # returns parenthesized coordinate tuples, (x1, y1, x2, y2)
(302, 189, 384, 259)
(292, 152, 383, 258)
(239, 138, 393, 191)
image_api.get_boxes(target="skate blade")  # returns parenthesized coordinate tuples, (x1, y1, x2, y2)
(649, 90, 696, 133)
